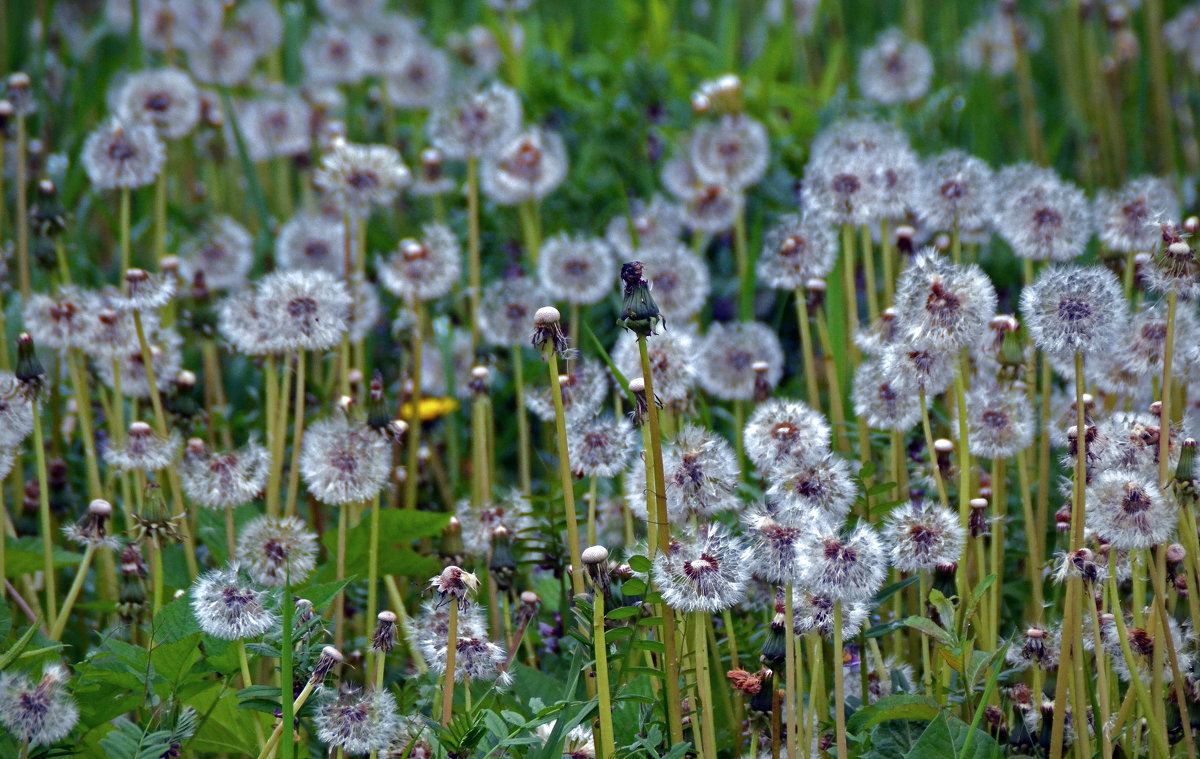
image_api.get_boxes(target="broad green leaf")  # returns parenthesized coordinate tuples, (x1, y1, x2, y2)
(903, 615, 954, 646)
(846, 694, 941, 735)
(4, 537, 82, 577)
(0, 619, 42, 671)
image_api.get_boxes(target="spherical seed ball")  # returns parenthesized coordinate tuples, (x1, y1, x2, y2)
(914, 149, 994, 234)
(857, 28, 933, 105)
(612, 328, 698, 408)
(567, 414, 636, 478)
(757, 213, 837, 290)
(236, 515, 319, 587)
(1094, 176, 1179, 253)
(696, 321, 784, 401)
(81, 116, 165, 190)
(883, 500, 966, 573)
(893, 247, 997, 351)
(315, 140, 411, 216)
(276, 211, 346, 275)
(1086, 469, 1176, 550)
(179, 215, 254, 291)
(189, 567, 277, 640)
(114, 67, 201, 139)
(1020, 265, 1127, 360)
(799, 523, 888, 603)
(478, 275, 546, 347)
(992, 164, 1092, 262)
(378, 223, 461, 302)
(0, 665, 79, 747)
(688, 113, 770, 189)
(481, 127, 568, 205)
(537, 233, 616, 306)
(851, 359, 921, 432)
(300, 416, 392, 505)
(953, 381, 1035, 459)
(313, 688, 399, 755)
(743, 398, 832, 475)
(652, 525, 749, 613)
(428, 81, 522, 160)
(638, 243, 710, 322)
(387, 40, 451, 110)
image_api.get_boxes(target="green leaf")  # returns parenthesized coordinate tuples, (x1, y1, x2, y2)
(149, 595, 200, 645)
(0, 619, 42, 671)
(606, 605, 642, 620)
(847, 695, 941, 735)
(150, 633, 203, 685)
(316, 509, 449, 583)
(4, 537, 83, 577)
(622, 578, 647, 596)
(627, 554, 652, 573)
(0, 599, 11, 639)
(963, 574, 995, 632)
(903, 616, 954, 646)
(903, 713, 999, 759)
(927, 589, 956, 629)
(873, 576, 919, 607)
(864, 719, 929, 759)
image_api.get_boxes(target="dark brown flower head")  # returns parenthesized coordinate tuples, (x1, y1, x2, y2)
(428, 565, 480, 610)
(618, 261, 664, 336)
(531, 306, 570, 355)
(372, 610, 398, 653)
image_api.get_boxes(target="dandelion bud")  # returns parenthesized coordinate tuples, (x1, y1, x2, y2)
(760, 612, 788, 668)
(1186, 216, 1200, 235)
(372, 611, 399, 653)
(747, 669, 775, 714)
(896, 225, 915, 256)
(6, 72, 32, 114)
(489, 526, 517, 591)
(29, 179, 66, 238)
(627, 376, 650, 425)
(1176, 438, 1197, 485)
(516, 590, 541, 626)
(1176, 573, 1189, 597)
(690, 91, 711, 114)
(1055, 502, 1072, 532)
(617, 262, 664, 337)
(933, 438, 954, 477)
(751, 360, 772, 403)
(311, 646, 344, 684)
(0, 99, 12, 129)
(366, 370, 392, 433)
(805, 278, 826, 310)
(15, 332, 45, 392)
(934, 233, 951, 252)
(968, 498, 991, 538)
(63, 498, 118, 549)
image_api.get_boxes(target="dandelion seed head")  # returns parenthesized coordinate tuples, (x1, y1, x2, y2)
(743, 502, 806, 585)
(857, 28, 934, 105)
(894, 248, 997, 351)
(300, 415, 392, 505)
(915, 150, 993, 234)
(428, 81, 523, 160)
(302, 23, 366, 85)
(1006, 626, 1061, 671)
(883, 500, 965, 573)
(386, 40, 452, 110)
(179, 215, 254, 292)
(1086, 469, 1176, 549)
(879, 342, 956, 397)
(800, 523, 887, 603)
(237, 96, 312, 162)
(526, 357, 609, 422)
(744, 398, 832, 474)
(993, 164, 1092, 262)
(954, 381, 1035, 459)
(661, 423, 741, 521)
(851, 359, 921, 432)
(1145, 234, 1200, 300)
(635, 244, 710, 322)
(688, 113, 770, 189)
(235, 515, 318, 587)
(613, 328, 697, 410)
(379, 223, 461, 302)
(62, 499, 120, 550)
(568, 414, 636, 478)
(315, 141, 411, 216)
(537, 234, 616, 306)
(255, 270, 352, 353)
(792, 591, 870, 640)
(652, 525, 750, 613)
(696, 321, 784, 401)
(757, 213, 837, 290)
(1094, 176, 1179, 253)
(959, 7, 1041, 77)
(276, 212, 347, 276)
(605, 195, 685, 259)
(1020, 265, 1127, 359)
(103, 421, 181, 473)
(314, 686, 398, 755)
(765, 451, 856, 527)
(182, 29, 257, 87)
(22, 287, 92, 352)
(0, 664, 79, 747)
(477, 274, 545, 347)
(0, 371, 35, 449)
(81, 116, 165, 190)
(482, 127, 568, 205)
(454, 493, 535, 557)
(189, 567, 277, 640)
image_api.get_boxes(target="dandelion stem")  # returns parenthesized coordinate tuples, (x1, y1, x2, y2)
(512, 346, 532, 497)
(405, 303, 425, 511)
(441, 601, 459, 728)
(694, 610, 718, 759)
(814, 301, 848, 454)
(280, 575, 295, 759)
(15, 110, 29, 299)
(264, 355, 281, 517)
(840, 224, 861, 369)
(793, 288, 820, 410)
(783, 585, 800, 759)
(467, 157, 482, 349)
(1159, 290, 1177, 488)
(593, 585, 616, 759)
(154, 170, 166, 267)
(1016, 447, 1043, 623)
(735, 209, 751, 321)
(1107, 553, 1170, 757)
(259, 675, 318, 759)
(366, 494, 381, 652)
(284, 350, 307, 518)
(635, 335, 684, 747)
(224, 505, 236, 563)
(334, 502, 349, 661)
(547, 349, 585, 598)
(860, 225, 879, 323)
(50, 544, 96, 641)
(119, 186, 131, 279)
(918, 390, 949, 510)
(32, 397, 57, 623)
(67, 350, 103, 500)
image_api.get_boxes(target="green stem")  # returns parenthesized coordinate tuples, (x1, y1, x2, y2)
(784, 585, 800, 759)
(366, 494, 381, 654)
(334, 503, 349, 657)
(49, 544, 96, 640)
(1107, 554, 1170, 758)
(154, 169, 167, 267)
(794, 289, 820, 409)
(594, 586, 616, 759)
(636, 334, 683, 746)
(735, 210, 751, 321)
(405, 304, 424, 511)
(840, 224, 861, 367)
(1160, 291, 1177, 487)
(16, 113, 29, 299)
(919, 390, 949, 510)
(694, 611, 718, 759)
(547, 350, 585, 598)
(441, 602, 459, 727)
(466, 158, 482, 349)
(280, 575, 294, 759)
(32, 399, 56, 622)
(512, 347, 532, 497)
(119, 186, 131, 279)
(67, 350, 103, 500)
(264, 356, 281, 517)
(284, 351, 307, 518)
